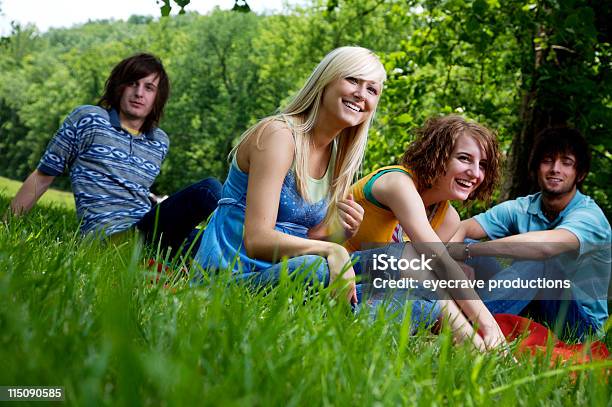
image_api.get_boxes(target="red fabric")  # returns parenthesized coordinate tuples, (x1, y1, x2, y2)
(494, 313, 609, 364)
(146, 259, 188, 291)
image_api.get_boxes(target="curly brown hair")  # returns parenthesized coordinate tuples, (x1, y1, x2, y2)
(400, 115, 501, 202)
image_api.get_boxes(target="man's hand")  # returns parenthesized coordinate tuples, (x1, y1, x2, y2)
(337, 194, 364, 239)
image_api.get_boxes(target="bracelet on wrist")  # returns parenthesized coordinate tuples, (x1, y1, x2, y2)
(464, 242, 473, 261)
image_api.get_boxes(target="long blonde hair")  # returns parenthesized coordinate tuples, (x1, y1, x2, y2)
(232, 46, 386, 226)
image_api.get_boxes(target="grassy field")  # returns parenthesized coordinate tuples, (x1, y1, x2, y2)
(0, 175, 75, 210)
(0, 189, 610, 406)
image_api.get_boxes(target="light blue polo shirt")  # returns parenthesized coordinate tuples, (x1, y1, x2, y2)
(474, 191, 611, 328)
(38, 105, 169, 236)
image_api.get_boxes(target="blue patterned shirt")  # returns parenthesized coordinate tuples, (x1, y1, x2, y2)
(38, 105, 169, 236)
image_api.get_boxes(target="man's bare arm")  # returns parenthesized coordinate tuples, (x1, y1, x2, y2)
(9, 170, 56, 216)
(450, 217, 579, 260)
(467, 229, 579, 260)
(450, 218, 488, 242)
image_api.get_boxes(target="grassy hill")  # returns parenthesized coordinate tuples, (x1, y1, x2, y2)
(0, 190, 610, 406)
(0, 175, 74, 210)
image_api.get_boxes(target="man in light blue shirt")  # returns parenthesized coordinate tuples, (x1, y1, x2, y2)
(452, 128, 611, 338)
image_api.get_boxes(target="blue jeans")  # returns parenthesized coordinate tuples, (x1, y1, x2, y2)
(353, 243, 440, 331)
(469, 256, 545, 315)
(522, 298, 599, 339)
(236, 243, 440, 331)
(136, 177, 223, 256)
(467, 253, 598, 339)
(236, 255, 330, 288)
(353, 284, 440, 332)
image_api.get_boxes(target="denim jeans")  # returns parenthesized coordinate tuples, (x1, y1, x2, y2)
(236, 255, 331, 288)
(525, 298, 599, 339)
(352, 243, 440, 331)
(136, 177, 223, 256)
(234, 243, 440, 331)
(469, 256, 545, 316)
(354, 284, 440, 332)
(467, 251, 598, 339)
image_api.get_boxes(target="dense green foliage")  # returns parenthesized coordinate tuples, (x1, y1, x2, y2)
(0, 1, 610, 219)
(1, 193, 611, 405)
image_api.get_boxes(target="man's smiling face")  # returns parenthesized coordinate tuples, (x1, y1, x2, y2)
(537, 153, 580, 197)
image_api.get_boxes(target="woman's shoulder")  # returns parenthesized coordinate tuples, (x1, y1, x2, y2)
(356, 165, 412, 188)
(374, 166, 416, 189)
(440, 202, 459, 224)
(237, 117, 296, 174)
(253, 117, 296, 150)
(356, 165, 417, 210)
(363, 164, 411, 176)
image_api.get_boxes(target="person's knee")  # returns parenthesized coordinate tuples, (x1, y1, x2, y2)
(195, 177, 222, 196)
(190, 178, 222, 208)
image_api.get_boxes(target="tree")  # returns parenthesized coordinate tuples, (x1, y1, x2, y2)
(155, 10, 265, 191)
(365, 0, 611, 215)
(1, 0, 609, 218)
(501, 1, 612, 204)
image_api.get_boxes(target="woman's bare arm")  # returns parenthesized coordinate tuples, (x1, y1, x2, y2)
(239, 121, 356, 301)
(372, 172, 506, 349)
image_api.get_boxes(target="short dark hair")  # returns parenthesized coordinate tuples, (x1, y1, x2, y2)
(98, 53, 170, 134)
(400, 115, 501, 202)
(528, 127, 591, 188)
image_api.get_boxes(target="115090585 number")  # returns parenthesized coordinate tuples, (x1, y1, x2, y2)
(1, 386, 64, 401)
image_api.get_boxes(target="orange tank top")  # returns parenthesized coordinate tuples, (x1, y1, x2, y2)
(344, 165, 449, 252)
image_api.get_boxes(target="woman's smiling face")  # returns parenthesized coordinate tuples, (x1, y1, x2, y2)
(318, 76, 381, 130)
(431, 133, 488, 201)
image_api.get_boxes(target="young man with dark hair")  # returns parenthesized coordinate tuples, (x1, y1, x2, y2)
(10, 53, 221, 252)
(451, 127, 611, 338)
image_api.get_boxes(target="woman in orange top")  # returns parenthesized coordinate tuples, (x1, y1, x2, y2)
(347, 115, 500, 250)
(348, 115, 503, 349)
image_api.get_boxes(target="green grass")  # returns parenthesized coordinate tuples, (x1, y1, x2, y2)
(0, 175, 75, 210)
(0, 193, 610, 406)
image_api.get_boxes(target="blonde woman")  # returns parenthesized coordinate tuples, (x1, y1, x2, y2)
(194, 47, 386, 303)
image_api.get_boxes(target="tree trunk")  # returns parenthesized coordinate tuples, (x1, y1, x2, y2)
(500, 19, 569, 200)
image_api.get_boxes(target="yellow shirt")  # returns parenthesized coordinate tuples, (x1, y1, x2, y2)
(124, 126, 141, 136)
(344, 165, 449, 252)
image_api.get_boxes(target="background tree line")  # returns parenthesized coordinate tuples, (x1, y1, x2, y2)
(0, 0, 610, 218)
